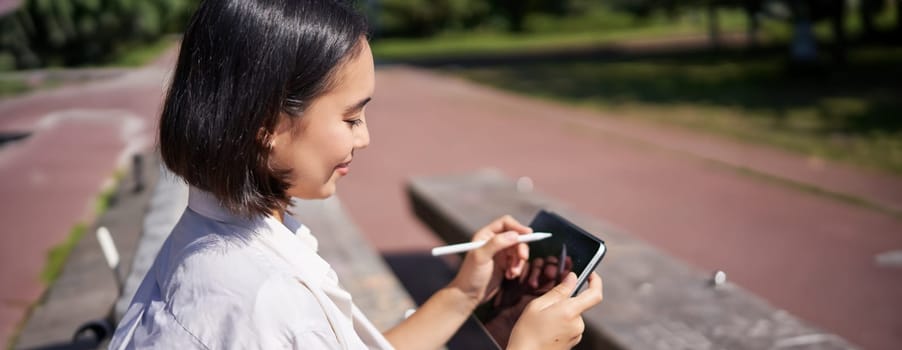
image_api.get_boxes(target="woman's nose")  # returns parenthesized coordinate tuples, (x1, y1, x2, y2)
(354, 123, 370, 149)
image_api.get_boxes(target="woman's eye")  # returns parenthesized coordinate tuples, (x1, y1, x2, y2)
(345, 118, 364, 127)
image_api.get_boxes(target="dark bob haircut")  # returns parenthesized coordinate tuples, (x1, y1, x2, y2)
(160, 0, 368, 217)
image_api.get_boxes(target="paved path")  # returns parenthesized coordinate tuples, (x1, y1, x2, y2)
(0, 50, 175, 346)
(338, 67, 902, 350)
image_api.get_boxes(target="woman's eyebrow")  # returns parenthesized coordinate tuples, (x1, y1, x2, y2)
(343, 97, 372, 116)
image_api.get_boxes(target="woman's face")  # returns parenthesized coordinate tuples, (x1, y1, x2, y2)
(270, 39, 374, 200)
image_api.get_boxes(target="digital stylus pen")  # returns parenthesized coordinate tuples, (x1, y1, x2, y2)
(431, 232, 552, 256)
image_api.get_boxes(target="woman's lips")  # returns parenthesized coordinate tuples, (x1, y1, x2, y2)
(335, 161, 351, 176)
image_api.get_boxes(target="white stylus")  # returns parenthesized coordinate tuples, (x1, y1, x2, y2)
(431, 232, 552, 256)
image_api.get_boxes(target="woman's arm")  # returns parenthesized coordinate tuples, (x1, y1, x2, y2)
(382, 284, 477, 349)
(384, 216, 532, 350)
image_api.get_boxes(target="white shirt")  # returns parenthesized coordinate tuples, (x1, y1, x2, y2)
(110, 187, 395, 349)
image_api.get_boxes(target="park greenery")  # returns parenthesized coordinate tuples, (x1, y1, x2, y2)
(450, 46, 902, 175)
(0, 0, 195, 70)
(2, 0, 898, 68)
(367, 1, 902, 174)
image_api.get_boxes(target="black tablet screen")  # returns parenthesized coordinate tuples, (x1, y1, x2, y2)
(474, 210, 605, 348)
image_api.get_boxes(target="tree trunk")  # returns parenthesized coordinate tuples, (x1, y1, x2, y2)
(860, 0, 877, 39)
(708, 2, 720, 49)
(745, 1, 762, 48)
(789, 0, 818, 63)
(505, 0, 527, 33)
(830, 0, 847, 65)
(665, 0, 679, 21)
(897, 0, 902, 35)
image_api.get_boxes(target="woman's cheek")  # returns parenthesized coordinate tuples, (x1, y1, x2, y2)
(327, 126, 355, 157)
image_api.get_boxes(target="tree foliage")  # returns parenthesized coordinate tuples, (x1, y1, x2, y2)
(0, 0, 197, 69)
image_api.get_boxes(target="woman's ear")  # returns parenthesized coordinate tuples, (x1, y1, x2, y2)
(256, 127, 276, 152)
(262, 112, 295, 150)
(256, 127, 268, 143)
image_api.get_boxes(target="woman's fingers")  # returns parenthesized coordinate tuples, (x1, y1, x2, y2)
(518, 241, 529, 261)
(568, 330, 584, 347)
(570, 272, 603, 313)
(530, 272, 577, 310)
(487, 215, 532, 235)
(467, 215, 533, 280)
(509, 272, 603, 350)
(529, 257, 544, 288)
(473, 231, 520, 264)
(471, 227, 494, 241)
(472, 215, 531, 242)
(509, 272, 604, 350)
(502, 243, 528, 279)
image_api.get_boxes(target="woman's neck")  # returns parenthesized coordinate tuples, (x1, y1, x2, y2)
(271, 209, 284, 223)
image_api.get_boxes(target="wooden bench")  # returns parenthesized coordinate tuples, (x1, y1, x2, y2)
(407, 169, 857, 350)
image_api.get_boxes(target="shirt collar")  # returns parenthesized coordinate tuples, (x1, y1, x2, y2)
(187, 186, 251, 225)
(186, 186, 331, 286)
(185, 188, 362, 337)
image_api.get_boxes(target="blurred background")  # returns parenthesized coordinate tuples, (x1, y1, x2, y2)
(1, 0, 900, 349)
(2, 0, 901, 172)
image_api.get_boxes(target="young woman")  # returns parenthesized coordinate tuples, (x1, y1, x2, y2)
(110, 0, 603, 349)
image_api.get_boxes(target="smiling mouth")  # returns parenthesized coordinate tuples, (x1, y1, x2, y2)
(335, 160, 352, 176)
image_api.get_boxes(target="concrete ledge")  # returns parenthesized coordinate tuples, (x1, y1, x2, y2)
(115, 165, 187, 320)
(407, 169, 858, 350)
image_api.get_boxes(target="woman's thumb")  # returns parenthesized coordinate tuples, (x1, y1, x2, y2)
(531, 272, 577, 309)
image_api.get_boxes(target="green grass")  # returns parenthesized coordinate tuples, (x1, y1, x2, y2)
(105, 35, 177, 68)
(39, 183, 118, 285)
(0, 79, 29, 97)
(372, 8, 751, 61)
(381, 4, 902, 173)
(374, 27, 705, 60)
(372, 4, 898, 61)
(0, 37, 175, 99)
(40, 224, 87, 284)
(449, 46, 902, 175)
(0, 77, 65, 98)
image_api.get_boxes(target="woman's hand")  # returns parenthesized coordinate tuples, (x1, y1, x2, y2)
(448, 215, 532, 306)
(385, 215, 531, 349)
(507, 272, 604, 350)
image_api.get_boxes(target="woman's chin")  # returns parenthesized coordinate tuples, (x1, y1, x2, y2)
(316, 187, 337, 199)
(289, 184, 336, 200)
